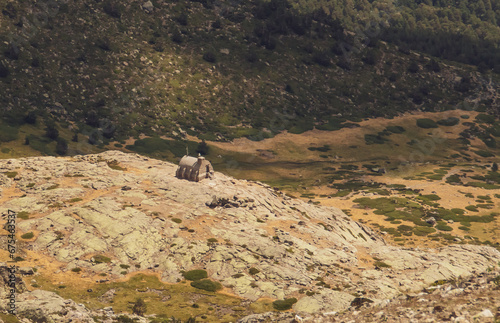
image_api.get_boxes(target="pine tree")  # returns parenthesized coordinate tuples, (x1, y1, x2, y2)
(56, 138, 68, 156)
(196, 140, 209, 156)
(45, 123, 59, 140)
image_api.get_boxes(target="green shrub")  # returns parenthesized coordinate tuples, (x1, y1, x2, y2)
(474, 150, 495, 158)
(272, 298, 297, 311)
(385, 125, 405, 134)
(207, 238, 218, 244)
(17, 211, 30, 219)
(417, 194, 441, 202)
(202, 52, 217, 63)
(93, 255, 111, 263)
(416, 118, 438, 128)
(182, 269, 208, 281)
(374, 260, 391, 268)
(120, 264, 130, 269)
(4, 171, 17, 178)
(249, 267, 260, 275)
(171, 218, 182, 223)
(232, 273, 244, 278)
(0, 61, 9, 78)
(436, 223, 453, 231)
(132, 298, 147, 316)
(190, 279, 222, 292)
(364, 134, 388, 145)
(446, 175, 462, 184)
(475, 113, 496, 124)
(71, 267, 82, 273)
(21, 232, 34, 239)
(307, 145, 331, 152)
(437, 117, 459, 126)
(413, 226, 436, 236)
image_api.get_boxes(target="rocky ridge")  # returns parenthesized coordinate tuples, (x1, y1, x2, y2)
(0, 151, 499, 321)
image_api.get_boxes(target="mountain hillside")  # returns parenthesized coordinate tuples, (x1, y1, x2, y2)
(0, 151, 499, 321)
(0, 0, 499, 149)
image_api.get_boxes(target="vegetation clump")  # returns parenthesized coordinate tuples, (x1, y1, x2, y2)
(190, 279, 222, 292)
(416, 118, 438, 128)
(182, 269, 208, 281)
(93, 255, 111, 264)
(272, 298, 297, 311)
(21, 232, 34, 239)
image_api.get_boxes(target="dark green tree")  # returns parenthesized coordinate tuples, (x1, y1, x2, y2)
(56, 138, 68, 156)
(196, 140, 209, 156)
(45, 123, 59, 140)
(24, 111, 37, 124)
(492, 162, 498, 172)
(132, 298, 146, 316)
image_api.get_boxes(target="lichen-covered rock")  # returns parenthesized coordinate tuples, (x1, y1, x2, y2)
(0, 151, 499, 319)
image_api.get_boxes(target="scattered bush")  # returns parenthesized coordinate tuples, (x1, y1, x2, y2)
(0, 62, 9, 78)
(249, 267, 260, 275)
(203, 52, 217, 63)
(474, 150, 495, 158)
(21, 232, 34, 239)
(364, 134, 388, 145)
(374, 260, 391, 268)
(71, 267, 82, 273)
(408, 61, 419, 73)
(4, 171, 17, 178)
(437, 117, 459, 126)
(272, 298, 297, 311)
(207, 238, 218, 244)
(103, 0, 122, 18)
(182, 269, 208, 281)
(171, 218, 182, 223)
(190, 279, 222, 292)
(17, 211, 30, 219)
(132, 298, 147, 316)
(171, 31, 183, 44)
(416, 118, 438, 129)
(93, 255, 111, 263)
(385, 126, 405, 134)
(435, 223, 453, 231)
(475, 113, 496, 124)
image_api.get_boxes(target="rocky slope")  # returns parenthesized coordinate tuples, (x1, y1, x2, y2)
(0, 151, 499, 321)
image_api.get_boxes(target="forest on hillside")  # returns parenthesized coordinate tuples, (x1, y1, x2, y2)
(0, 0, 499, 146)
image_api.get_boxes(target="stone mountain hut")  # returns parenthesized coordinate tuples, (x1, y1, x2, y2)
(176, 155, 214, 182)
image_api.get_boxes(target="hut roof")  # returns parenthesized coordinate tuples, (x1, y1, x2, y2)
(179, 156, 198, 167)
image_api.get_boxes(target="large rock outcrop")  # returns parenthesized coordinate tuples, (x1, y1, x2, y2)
(0, 151, 499, 319)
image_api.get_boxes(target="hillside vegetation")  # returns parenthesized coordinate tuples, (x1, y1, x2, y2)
(0, 0, 499, 150)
